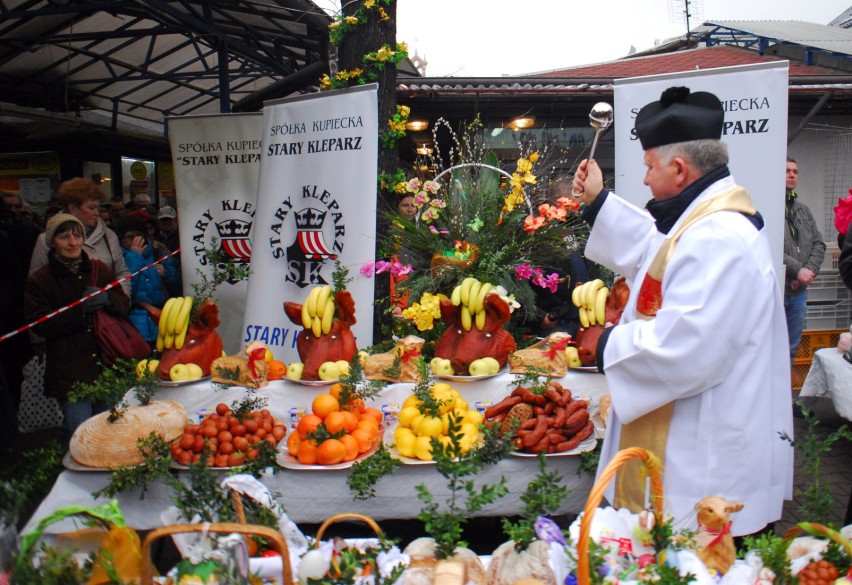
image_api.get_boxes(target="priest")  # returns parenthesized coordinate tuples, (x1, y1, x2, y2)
(572, 86, 793, 536)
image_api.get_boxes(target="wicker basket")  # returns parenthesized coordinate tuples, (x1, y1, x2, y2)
(315, 512, 382, 542)
(430, 244, 479, 278)
(141, 521, 292, 585)
(783, 522, 852, 556)
(577, 447, 665, 585)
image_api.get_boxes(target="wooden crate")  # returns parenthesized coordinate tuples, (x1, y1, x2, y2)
(792, 359, 812, 391)
(794, 329, 845, 362)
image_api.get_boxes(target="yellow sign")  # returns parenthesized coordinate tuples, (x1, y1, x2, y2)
(0, 152, 60, 177)
(130, 161, 148, 180)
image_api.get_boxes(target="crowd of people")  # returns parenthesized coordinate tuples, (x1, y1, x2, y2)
(0, 179, 183, 439)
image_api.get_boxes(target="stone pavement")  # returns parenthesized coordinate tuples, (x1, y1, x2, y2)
(778, 395, 852, 533)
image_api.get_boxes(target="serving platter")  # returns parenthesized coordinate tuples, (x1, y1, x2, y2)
(63, 452, 145, 471)
(568, 365, 598, 373)
(284, 378, 338, 387)
(509, 433, 597, 457)
(433, 367, 505, 383)
(157, 375, 211, 388)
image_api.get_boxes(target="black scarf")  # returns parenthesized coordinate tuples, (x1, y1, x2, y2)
(645, 165, 731, 234)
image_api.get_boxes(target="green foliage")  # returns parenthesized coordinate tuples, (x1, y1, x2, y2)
(230, 394, 268, 421)
(12, 543, 91, 585)
(412, 365, 442, 417)
(502, 453, 569, 551)
(190, 240, 251, 311)
(332, 259, 353, 294)
(170, 451, 231, 522)
(348, 445, 402, 500)
(306, 536, 406, 585)
(69, 358, 154, 420)
(0, 441, 64, 522)
(782, 403, 852, 523)
(94, 432, 173, 499)
(577, 440, 601, 478)
(415, 414, 511, 559)
(739, 532, 794, 585)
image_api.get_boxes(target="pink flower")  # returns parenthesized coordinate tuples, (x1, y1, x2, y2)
(543, 273, 560, 292)
(531, 268, 545, 288)
(360, 260, 375, 277)
(423, 180, 440, 193)
(515, 263, 533, 280)
(405, 177, 421, 193)
(390, 262, 412, 277)
(421, 208, 438, 222)
(375, 260, 392, 273)
(414, 191, 430, 206)
(429, 198, 447, 209)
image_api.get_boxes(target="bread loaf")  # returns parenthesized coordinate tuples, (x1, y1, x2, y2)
(401, 538, 486, 585)
(211, 355, 269, 388)
(69, 400, 188, 468)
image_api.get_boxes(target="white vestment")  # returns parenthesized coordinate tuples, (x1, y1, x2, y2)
(586, 174, 793, 535)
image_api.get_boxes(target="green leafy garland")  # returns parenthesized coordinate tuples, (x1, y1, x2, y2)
(501, 453, 569, 551)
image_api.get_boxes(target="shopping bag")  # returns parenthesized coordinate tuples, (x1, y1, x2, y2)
(17, 354, 63, 433)
(89, 309, 150, 367)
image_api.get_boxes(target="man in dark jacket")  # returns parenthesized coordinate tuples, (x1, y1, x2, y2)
(783, 157, 826, 361)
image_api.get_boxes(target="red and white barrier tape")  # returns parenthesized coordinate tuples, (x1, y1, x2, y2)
(0, 248, 181, 344)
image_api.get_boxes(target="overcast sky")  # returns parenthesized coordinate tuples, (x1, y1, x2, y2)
(314, 0, 850, 77)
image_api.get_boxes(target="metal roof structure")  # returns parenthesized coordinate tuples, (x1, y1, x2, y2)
(0, 0, 334, 136)
(700, 20, 852, 65)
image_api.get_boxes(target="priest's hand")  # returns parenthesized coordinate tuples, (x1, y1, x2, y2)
(572, 159, 604, 205)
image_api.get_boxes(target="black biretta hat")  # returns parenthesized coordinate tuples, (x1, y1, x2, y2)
(634, 86, 724, 150)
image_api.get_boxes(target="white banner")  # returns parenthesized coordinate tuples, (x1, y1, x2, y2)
(241, 85, 378, 363)
(614, 62, 789, 282)
(167, 112, 263, 355)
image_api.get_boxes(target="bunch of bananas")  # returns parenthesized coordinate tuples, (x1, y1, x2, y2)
(450, 277, 495, 331)
(571, 278, 608, 328)
(301, 285, 335, 337)
(156, 296, 194, 352)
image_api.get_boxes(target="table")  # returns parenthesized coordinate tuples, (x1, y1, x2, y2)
(799, 347, 852, 421)
(23, 370, 609, 535)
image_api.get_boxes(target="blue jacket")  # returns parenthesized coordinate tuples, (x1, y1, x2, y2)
(122, 242, 171, 342)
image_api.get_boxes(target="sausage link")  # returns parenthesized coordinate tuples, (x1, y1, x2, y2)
(543, 401, 556, 415)
(552, 406, 567, 428)
(544, 388, 562, 404)
(519, 418, 538, 430)
(484, 395, 522, 419)
(563, 409, 590, 434)
(522, 416, 548, 447)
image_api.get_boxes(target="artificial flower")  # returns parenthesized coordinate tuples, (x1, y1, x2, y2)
(429, 198, 447, 209)
(524, 214, 546, 233)
(390, 262, 412, 277)
(413, 191, 430, 206)
(375, 260, 392, 273)
(360, 260, 375, 277)
(421, 208, 438, 222)
(515, 263, 534, 280)
(405, 178, 422, 193)
(542, 273, 561, 293)
(344, 16, 358, 25)
(423, 180, 440, 193)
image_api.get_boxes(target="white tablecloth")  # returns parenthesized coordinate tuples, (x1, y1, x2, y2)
(799, 347, 852, 421)
(24, 370, 609, 535)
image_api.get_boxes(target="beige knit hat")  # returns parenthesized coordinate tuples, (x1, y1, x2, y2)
(44, 213, 85, 247)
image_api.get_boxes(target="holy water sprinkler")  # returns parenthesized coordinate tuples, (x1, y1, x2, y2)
(586, 101, 614, 161)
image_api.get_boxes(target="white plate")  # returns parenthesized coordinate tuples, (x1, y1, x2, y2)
(157, 375, 211, 387)
(382, 424, 435, 466)
(285, 378, 338, 387)
(434, 367, 504, 382)
(63, 452, 144, 471)
(276, 430, 382, 470)
(509, 433, 597, 457)
(568, 366, 598, 373)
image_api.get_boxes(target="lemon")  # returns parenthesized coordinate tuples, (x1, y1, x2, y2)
(402, 394, 421, 410)
(462, 409, 483, 426)
(438, 435, 452, 455)
(440, 412, 451, 435)
(147, 359, 160, 372)
(135, 359, 148, 379)
(455, 397, 469, 411)
(461, 422, 479, 438)
(264, 348, 274, 362)
(459, 432, 477, 453)
(394, 428, 417, 458)
(409, 413, 426, 435)
(417, 416, 443, 438)
(413, 436, 433, 461)
(397, 406, 422, 428)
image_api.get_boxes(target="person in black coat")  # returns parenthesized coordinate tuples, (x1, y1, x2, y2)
(24, 213, 131, 433)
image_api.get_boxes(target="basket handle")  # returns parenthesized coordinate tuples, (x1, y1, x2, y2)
(577, 447, 665, 585)
(783, 522, 852, 557)
(140, 522, 293, 585)
(315, 513, 382, 543)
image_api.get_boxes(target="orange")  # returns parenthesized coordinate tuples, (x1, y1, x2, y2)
(361, 407, 383, 426)
(350, 427, 375, 454)
(324, 410, 348, 435)
(356, 417, 379, 434)
(297, 439, 318, 465)
(267, 360, 287, 380)
(328, 383, 345, 401)
(312, 393, 339, 419)
(341, 410, 359, 433)
(296, 414, 322, 439)
(286, 431, 301, 456)
(339, 434, 359, 462)
(315, 438, 346, 465)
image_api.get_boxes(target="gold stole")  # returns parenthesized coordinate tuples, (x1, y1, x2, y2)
(613, 186, 755, 511)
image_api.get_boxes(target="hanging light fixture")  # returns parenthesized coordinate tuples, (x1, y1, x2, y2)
(508, 116, 535, 130)
(416, 143, 433, 156)
(406, 119, 430, 132)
